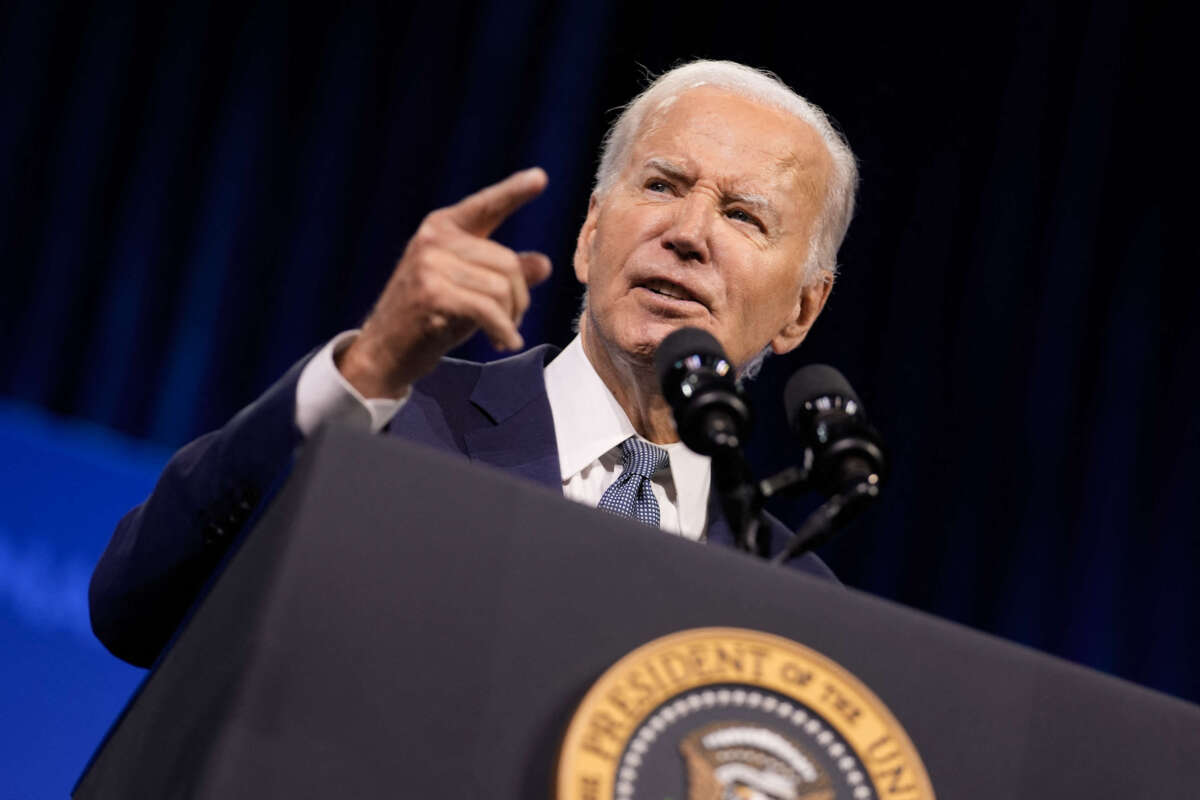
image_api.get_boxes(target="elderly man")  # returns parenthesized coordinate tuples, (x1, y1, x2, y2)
(90, 60, 858, 667)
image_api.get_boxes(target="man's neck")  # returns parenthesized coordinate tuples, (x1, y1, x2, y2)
(579, 325, 679, 445)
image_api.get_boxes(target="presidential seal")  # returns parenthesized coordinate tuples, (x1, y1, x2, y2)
(556, 628, 934, 800)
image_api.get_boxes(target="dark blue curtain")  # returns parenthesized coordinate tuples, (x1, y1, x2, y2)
(3, 0, 1196, 702)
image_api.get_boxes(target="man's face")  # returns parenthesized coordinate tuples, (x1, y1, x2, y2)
(574, 87, 834, 370)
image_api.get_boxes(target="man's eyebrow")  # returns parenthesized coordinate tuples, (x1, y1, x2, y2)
(644, 157, 692, 182)
(643, 157, 778, 220)
(725, 191, 774, 216)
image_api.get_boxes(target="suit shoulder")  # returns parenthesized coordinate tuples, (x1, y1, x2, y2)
(411, 356, 485, 409)
(388, 344, 560, 450)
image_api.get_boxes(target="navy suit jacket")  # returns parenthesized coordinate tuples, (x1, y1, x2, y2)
(90, 344, 835, 667)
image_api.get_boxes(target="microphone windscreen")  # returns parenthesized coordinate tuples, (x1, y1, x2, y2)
(654, 327, 726, 385)
(784, 365, 860, 429)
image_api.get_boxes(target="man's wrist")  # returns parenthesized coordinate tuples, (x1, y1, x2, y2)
(336, 334, 415, 400)
(295, 331, 409, 436)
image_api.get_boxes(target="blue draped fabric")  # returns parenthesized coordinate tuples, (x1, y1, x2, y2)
(2, 6, 1195, 785)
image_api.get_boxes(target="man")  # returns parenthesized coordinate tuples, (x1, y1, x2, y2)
(90, 60, 859, 667)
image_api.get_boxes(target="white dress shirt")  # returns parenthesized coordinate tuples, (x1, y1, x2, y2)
(295, 332, 712, 540)
(542, 336, 710, 539)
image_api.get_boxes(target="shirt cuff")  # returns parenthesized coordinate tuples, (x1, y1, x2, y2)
(295, 330, 410, 436)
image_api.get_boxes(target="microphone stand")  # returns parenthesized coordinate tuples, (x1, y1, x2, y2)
(715, 449, 880, 564)
(771, 481, 880, 566)
(713, 444, 881, 563)
(718, 460, 811, 558)
(711, 451, 766, 556)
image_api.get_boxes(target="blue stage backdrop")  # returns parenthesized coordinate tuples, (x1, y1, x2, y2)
(0, 404, 158, 797)
(2, 0, 1196, 795)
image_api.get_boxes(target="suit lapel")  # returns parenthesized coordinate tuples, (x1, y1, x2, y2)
(463, 345, 562, 491)
(705, 488, 739, 550)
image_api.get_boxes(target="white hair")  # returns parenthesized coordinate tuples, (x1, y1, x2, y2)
(593, 59, 859, 286)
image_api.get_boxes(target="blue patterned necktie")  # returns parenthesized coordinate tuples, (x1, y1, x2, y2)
(597, 437, 669, 527)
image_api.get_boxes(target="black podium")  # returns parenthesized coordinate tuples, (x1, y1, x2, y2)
(76, 427, 1200, 798)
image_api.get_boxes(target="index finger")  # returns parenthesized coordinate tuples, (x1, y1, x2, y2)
(447, 167, 548, 237)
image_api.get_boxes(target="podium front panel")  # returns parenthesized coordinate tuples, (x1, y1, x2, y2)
(76, 427, 1200, 798)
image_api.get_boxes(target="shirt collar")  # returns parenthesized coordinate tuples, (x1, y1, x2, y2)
(544, 335, 711, 499)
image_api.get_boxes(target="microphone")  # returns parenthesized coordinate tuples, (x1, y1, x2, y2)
(656, 327, 761, 552)
(771, 365, 885, 565)
(784, 365, 886, 496)
(655, 327, 751, 457)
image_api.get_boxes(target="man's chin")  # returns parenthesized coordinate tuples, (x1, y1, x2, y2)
(616, 320, 706, 365)
(584, 308, 717, 371)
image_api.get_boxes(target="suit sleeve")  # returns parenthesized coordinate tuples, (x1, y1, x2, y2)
(88, 356, 310, 667)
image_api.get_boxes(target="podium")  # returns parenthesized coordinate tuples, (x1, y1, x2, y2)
(75, 427, 1200, 797)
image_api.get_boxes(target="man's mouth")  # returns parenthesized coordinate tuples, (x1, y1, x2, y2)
(638, 278, 704, 307)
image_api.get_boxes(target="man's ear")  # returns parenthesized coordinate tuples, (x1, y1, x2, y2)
(573, 194, 600, 285)
(771, 272, 834, 355)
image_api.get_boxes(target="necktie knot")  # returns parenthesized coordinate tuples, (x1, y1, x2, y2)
(597, 437, 669, 527)
(620, 436, 669, 479)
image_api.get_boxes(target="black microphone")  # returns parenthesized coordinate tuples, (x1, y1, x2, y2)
(657, 328, 762, 552)
(771, 365, 885, 565)
(784, 365, 886, 496)
(655, 327, 751, 456)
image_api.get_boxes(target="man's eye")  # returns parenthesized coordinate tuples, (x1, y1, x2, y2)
(726, 208, 761, 228)
(646, 179, 672, 193)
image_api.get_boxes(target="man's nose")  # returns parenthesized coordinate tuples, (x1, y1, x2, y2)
(661, 194, 711, 263)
